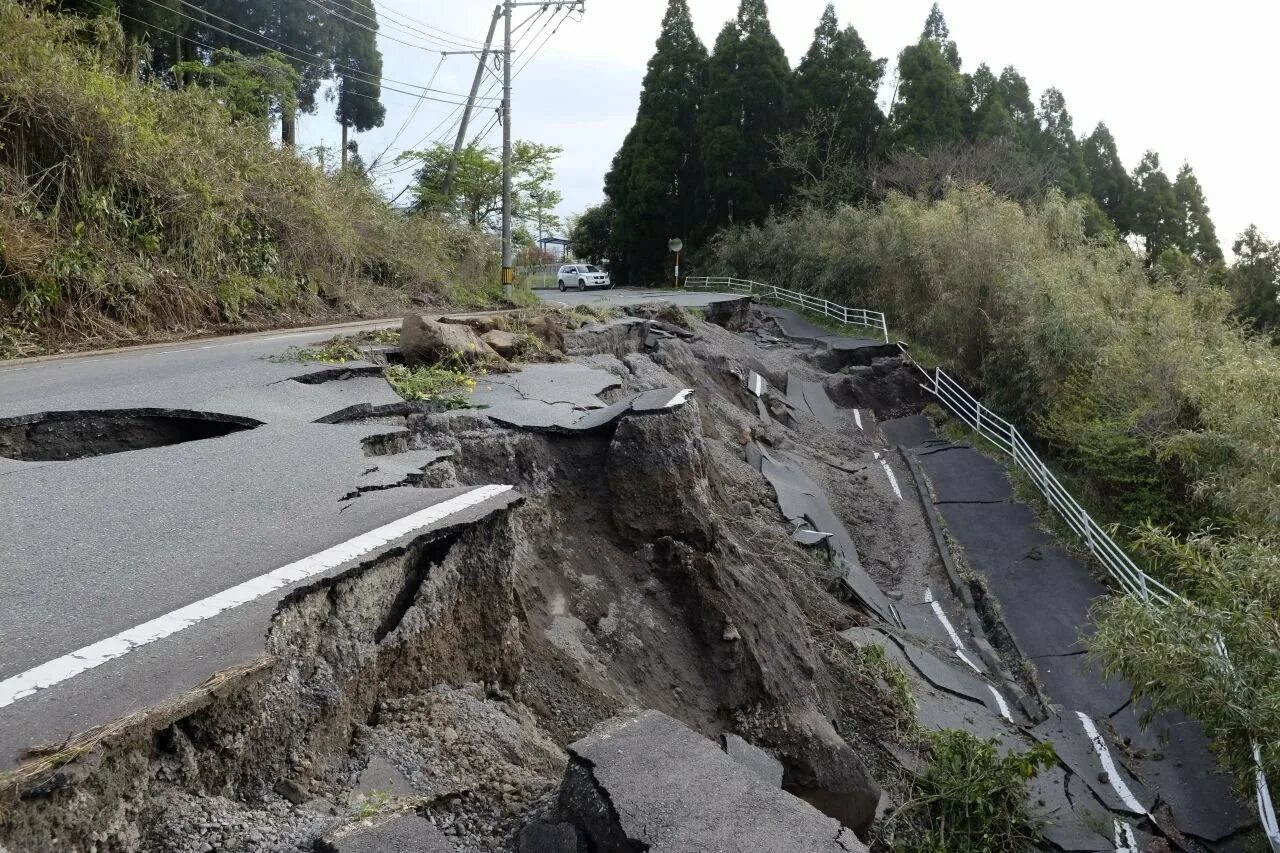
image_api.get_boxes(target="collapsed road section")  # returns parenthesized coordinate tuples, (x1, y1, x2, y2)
(0, 294, 1251, 851)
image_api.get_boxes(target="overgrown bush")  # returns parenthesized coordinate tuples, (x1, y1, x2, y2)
(883, 729, 1056, 853)
(710, 185, 1280, 786)
(0, 3, 500, 356)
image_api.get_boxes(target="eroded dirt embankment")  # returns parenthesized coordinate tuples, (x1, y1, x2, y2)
(0, 302, 928, 852)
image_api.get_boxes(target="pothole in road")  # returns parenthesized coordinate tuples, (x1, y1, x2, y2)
(0, 409, 263, 461)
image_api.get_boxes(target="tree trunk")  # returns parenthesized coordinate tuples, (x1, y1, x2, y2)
(341, 122, 348, 169)
(173, 33, 182, 88)
(282, 102, 296, 149)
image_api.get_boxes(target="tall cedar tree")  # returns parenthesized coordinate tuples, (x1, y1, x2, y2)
(1228, 226, 1280, 339)
(792, 3, 884, 164)
(1082, 122, 1131, 232)
(699, 0, 791, 229)
(890, 4, 968, 150)
(1035, 87, 1088, 194)
(1129, 151, 1182, 261)
(1173, 163, 1222, 264)
(967, 64, 1036, 147)
(604, 0, 707, 283)
(332, 0, 384, 168)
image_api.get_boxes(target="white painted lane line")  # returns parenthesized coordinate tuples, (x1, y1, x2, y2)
(853, 409, 863, 431)
(1113, 819, 1139, 852)
(665, 388, 694, 408)
(0, 485, 514, 709)
(873, 451, 903, 500)
(923, 587, 982, 674)
(1077, 711, 1146, 814)
(986, 684, 1013, 722)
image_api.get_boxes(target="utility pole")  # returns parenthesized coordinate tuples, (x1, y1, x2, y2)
(501, 0, 514, 299)
(500, 0, 586, 299)
(442, 7, 501, 200)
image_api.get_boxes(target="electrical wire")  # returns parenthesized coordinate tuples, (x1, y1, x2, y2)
(369, 52, 446, 169)
(330, 0, 483, 51)
(117, 9, 476, 108)
(298, 0, 473, 56)
(133, 0, 496, 102)
(372, 1, 484, 49)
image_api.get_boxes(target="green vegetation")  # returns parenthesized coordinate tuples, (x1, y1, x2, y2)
(711, 185, 1280, 787)
(598, 0, 1249, 292)
(0, 3, 509, 358)
(883, 730, 1056, 853)
(273, 329, 396, 363)
(385, 363, 476, 408)
(848, 643, 917, 738)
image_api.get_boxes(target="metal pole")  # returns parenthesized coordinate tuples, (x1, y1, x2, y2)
(500, 0, 514, 299)
(443, 6, 500, 199)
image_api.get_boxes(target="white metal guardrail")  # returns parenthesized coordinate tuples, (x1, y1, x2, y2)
(684, 275, 889, 343)
(691, 274, 1278, 849)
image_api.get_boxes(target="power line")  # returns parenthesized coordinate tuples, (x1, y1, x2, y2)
(322, 0, 482, 52)
(118, 8, 477, 108)
(513, 6, 572, 79)
(370, 53, 446, 169)
(298, 0, 472, 56)
(372, 1, 483, 49)
(133, 0, 495, 103)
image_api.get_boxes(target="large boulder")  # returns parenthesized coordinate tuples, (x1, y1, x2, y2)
(401, 314, 501, 368)
(481, 329, 520, 359)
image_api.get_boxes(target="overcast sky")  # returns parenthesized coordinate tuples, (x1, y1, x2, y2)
(297, 0, 1278, 253)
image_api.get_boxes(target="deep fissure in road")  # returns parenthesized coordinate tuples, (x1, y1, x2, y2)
(0, 409, 263, 461)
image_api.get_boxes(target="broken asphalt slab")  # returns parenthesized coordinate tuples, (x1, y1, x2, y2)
(556, 710, 867, 852)
(877, 414, 937, 450)
(917, 443, 1013, 503)
(317, 812, 456, 853)
(485, 386, 694, 433)
(749, 443, 896, 624)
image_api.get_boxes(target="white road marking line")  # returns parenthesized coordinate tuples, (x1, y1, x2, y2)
(0, 485, 513, 710)
(1113, 819, 1139, 852)
(665, 388, 694, 408)
(924, 588, 983, 674)
(1077, 711, 1146, 814)
(986, 684, 1013, 721)
(873, 451, 903, 500)
(853, 409, 863, 431)
(749, 372, 765, 396)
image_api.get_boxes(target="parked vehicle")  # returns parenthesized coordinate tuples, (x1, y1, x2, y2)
(556, 264, 611, 291)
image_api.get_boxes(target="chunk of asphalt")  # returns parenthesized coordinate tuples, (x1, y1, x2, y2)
(1024, 766, 1114, 852)
(1107, 703, 1251, 843)
(722, 733, 785, 788)
(557, 710, 868, 852)
(792, 528, 833, 546)
(752, 444, 895, 624)
(981, 545, 1107, 660)
(878, 414, 938, 450)
(918, 444, 1013, 503)
(1031, 710, 1152, 817)
(487, 386, 693, 433)
(801, 380, 840, 429)
(316, 812, 455, 853)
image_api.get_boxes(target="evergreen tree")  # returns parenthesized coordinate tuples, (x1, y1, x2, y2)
(1034, 87, 1087, 194)
(889, 4, 968, 150)
(1128, 151, 1181, 261)
(1173, 163, 1222, 265)
(331, 0, 384, 169)
(792, 3, 885, 164)
(699, 0, 791, 228)
(1227, 226, 1280, 340)
(603, 0, 706, 282)
(1082, 122, 1131, 232)
(967, 64, 1036, 147)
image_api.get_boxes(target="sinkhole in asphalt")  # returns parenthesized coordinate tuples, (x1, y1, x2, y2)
(0, 409, 263, 461)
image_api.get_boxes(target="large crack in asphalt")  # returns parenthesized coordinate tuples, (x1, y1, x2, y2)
(0, 408, 262, 461)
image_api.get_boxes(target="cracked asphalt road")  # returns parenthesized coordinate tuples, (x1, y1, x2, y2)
(0, 290, 739, 768)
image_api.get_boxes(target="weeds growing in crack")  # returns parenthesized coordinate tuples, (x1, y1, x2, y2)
(274, 332, 392, 364)
(876, 729, 1056, 853)
(846, 643, 919, 739)
(386, 355, 477, 408)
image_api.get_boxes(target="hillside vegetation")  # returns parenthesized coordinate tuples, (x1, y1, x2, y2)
(0, 3, 498, 358)
(711, 187, 1280, 787)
